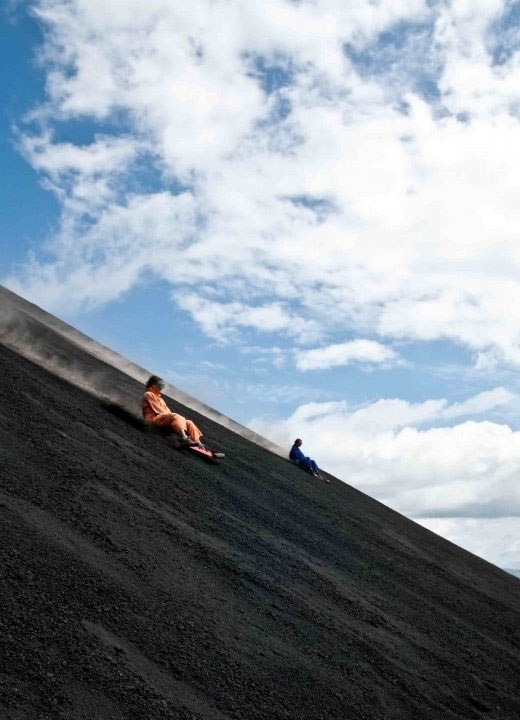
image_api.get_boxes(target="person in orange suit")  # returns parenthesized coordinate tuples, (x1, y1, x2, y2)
(142, 375, 203, 446)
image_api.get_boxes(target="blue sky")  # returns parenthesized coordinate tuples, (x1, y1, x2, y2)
(2, 0, 520, 570)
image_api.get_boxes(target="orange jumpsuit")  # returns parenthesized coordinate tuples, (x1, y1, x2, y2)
(141, 389, 202, 442)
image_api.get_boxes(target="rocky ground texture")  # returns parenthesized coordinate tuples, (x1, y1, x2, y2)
(1, 340, 519, 720)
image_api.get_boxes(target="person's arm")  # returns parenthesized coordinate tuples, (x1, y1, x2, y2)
(290, 445, 303, 462)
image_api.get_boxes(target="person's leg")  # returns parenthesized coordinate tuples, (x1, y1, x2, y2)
(299, 457, 313, 473)
(152, 413, 193, 441)
(148, 413, 199, 445)
(150, 412, 177, 430)
(169, 413, 187, 436)
(185, 419, 202, 443)
(310, 460, 319, 474)
(169, 414, 202, 444)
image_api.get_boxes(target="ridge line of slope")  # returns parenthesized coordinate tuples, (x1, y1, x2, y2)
(0, 284, 283, 456)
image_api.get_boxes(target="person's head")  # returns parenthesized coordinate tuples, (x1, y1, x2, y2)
(146, 375, 165, 391)
(294, 438, 302, 447)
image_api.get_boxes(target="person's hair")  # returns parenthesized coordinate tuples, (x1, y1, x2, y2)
(146, 375, 165, 389)
(294, 438, 302, 444)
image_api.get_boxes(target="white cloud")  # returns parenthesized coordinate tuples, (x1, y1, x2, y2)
(256, 386, 516, 436)
(176, 294, 322, 343)
(435, 0, 519, 118)
(5, 191, 197, 309)
(248, 387, 520, 566)
(295, 338, 400, 370)
(20, 133, 138, 179)
(441, 386, 515, 419)
(7, 0, 520, 367)
(19, 132, 141, 213)
(418, 517, 520, 570)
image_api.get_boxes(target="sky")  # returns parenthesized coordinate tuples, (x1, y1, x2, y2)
(1, 0, 520, 572)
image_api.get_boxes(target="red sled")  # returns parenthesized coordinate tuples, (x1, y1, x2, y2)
(184, 444, 225, 464)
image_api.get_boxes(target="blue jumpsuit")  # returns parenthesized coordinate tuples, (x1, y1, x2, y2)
(289, 444, 320, 474)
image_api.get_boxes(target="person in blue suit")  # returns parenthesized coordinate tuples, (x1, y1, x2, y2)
(289, 438, 327, 481)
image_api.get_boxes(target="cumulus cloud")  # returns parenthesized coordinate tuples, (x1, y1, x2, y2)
(441, 386, 515, 419)
(295, 338, 400, 370)
(418, 517, 520, 569)
(4, 0, 520, 368)
(254, 386, 516, 438)
(176, 294, 322, 342)
(248, 388, 520, 565)
(19, 132, 142, 214)
(6, 190, 198, 309)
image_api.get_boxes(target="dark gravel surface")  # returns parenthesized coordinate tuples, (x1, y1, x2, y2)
(1, 340, 519, 720)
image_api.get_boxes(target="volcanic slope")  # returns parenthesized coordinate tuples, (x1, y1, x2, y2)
(1, 342, 519, 720)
